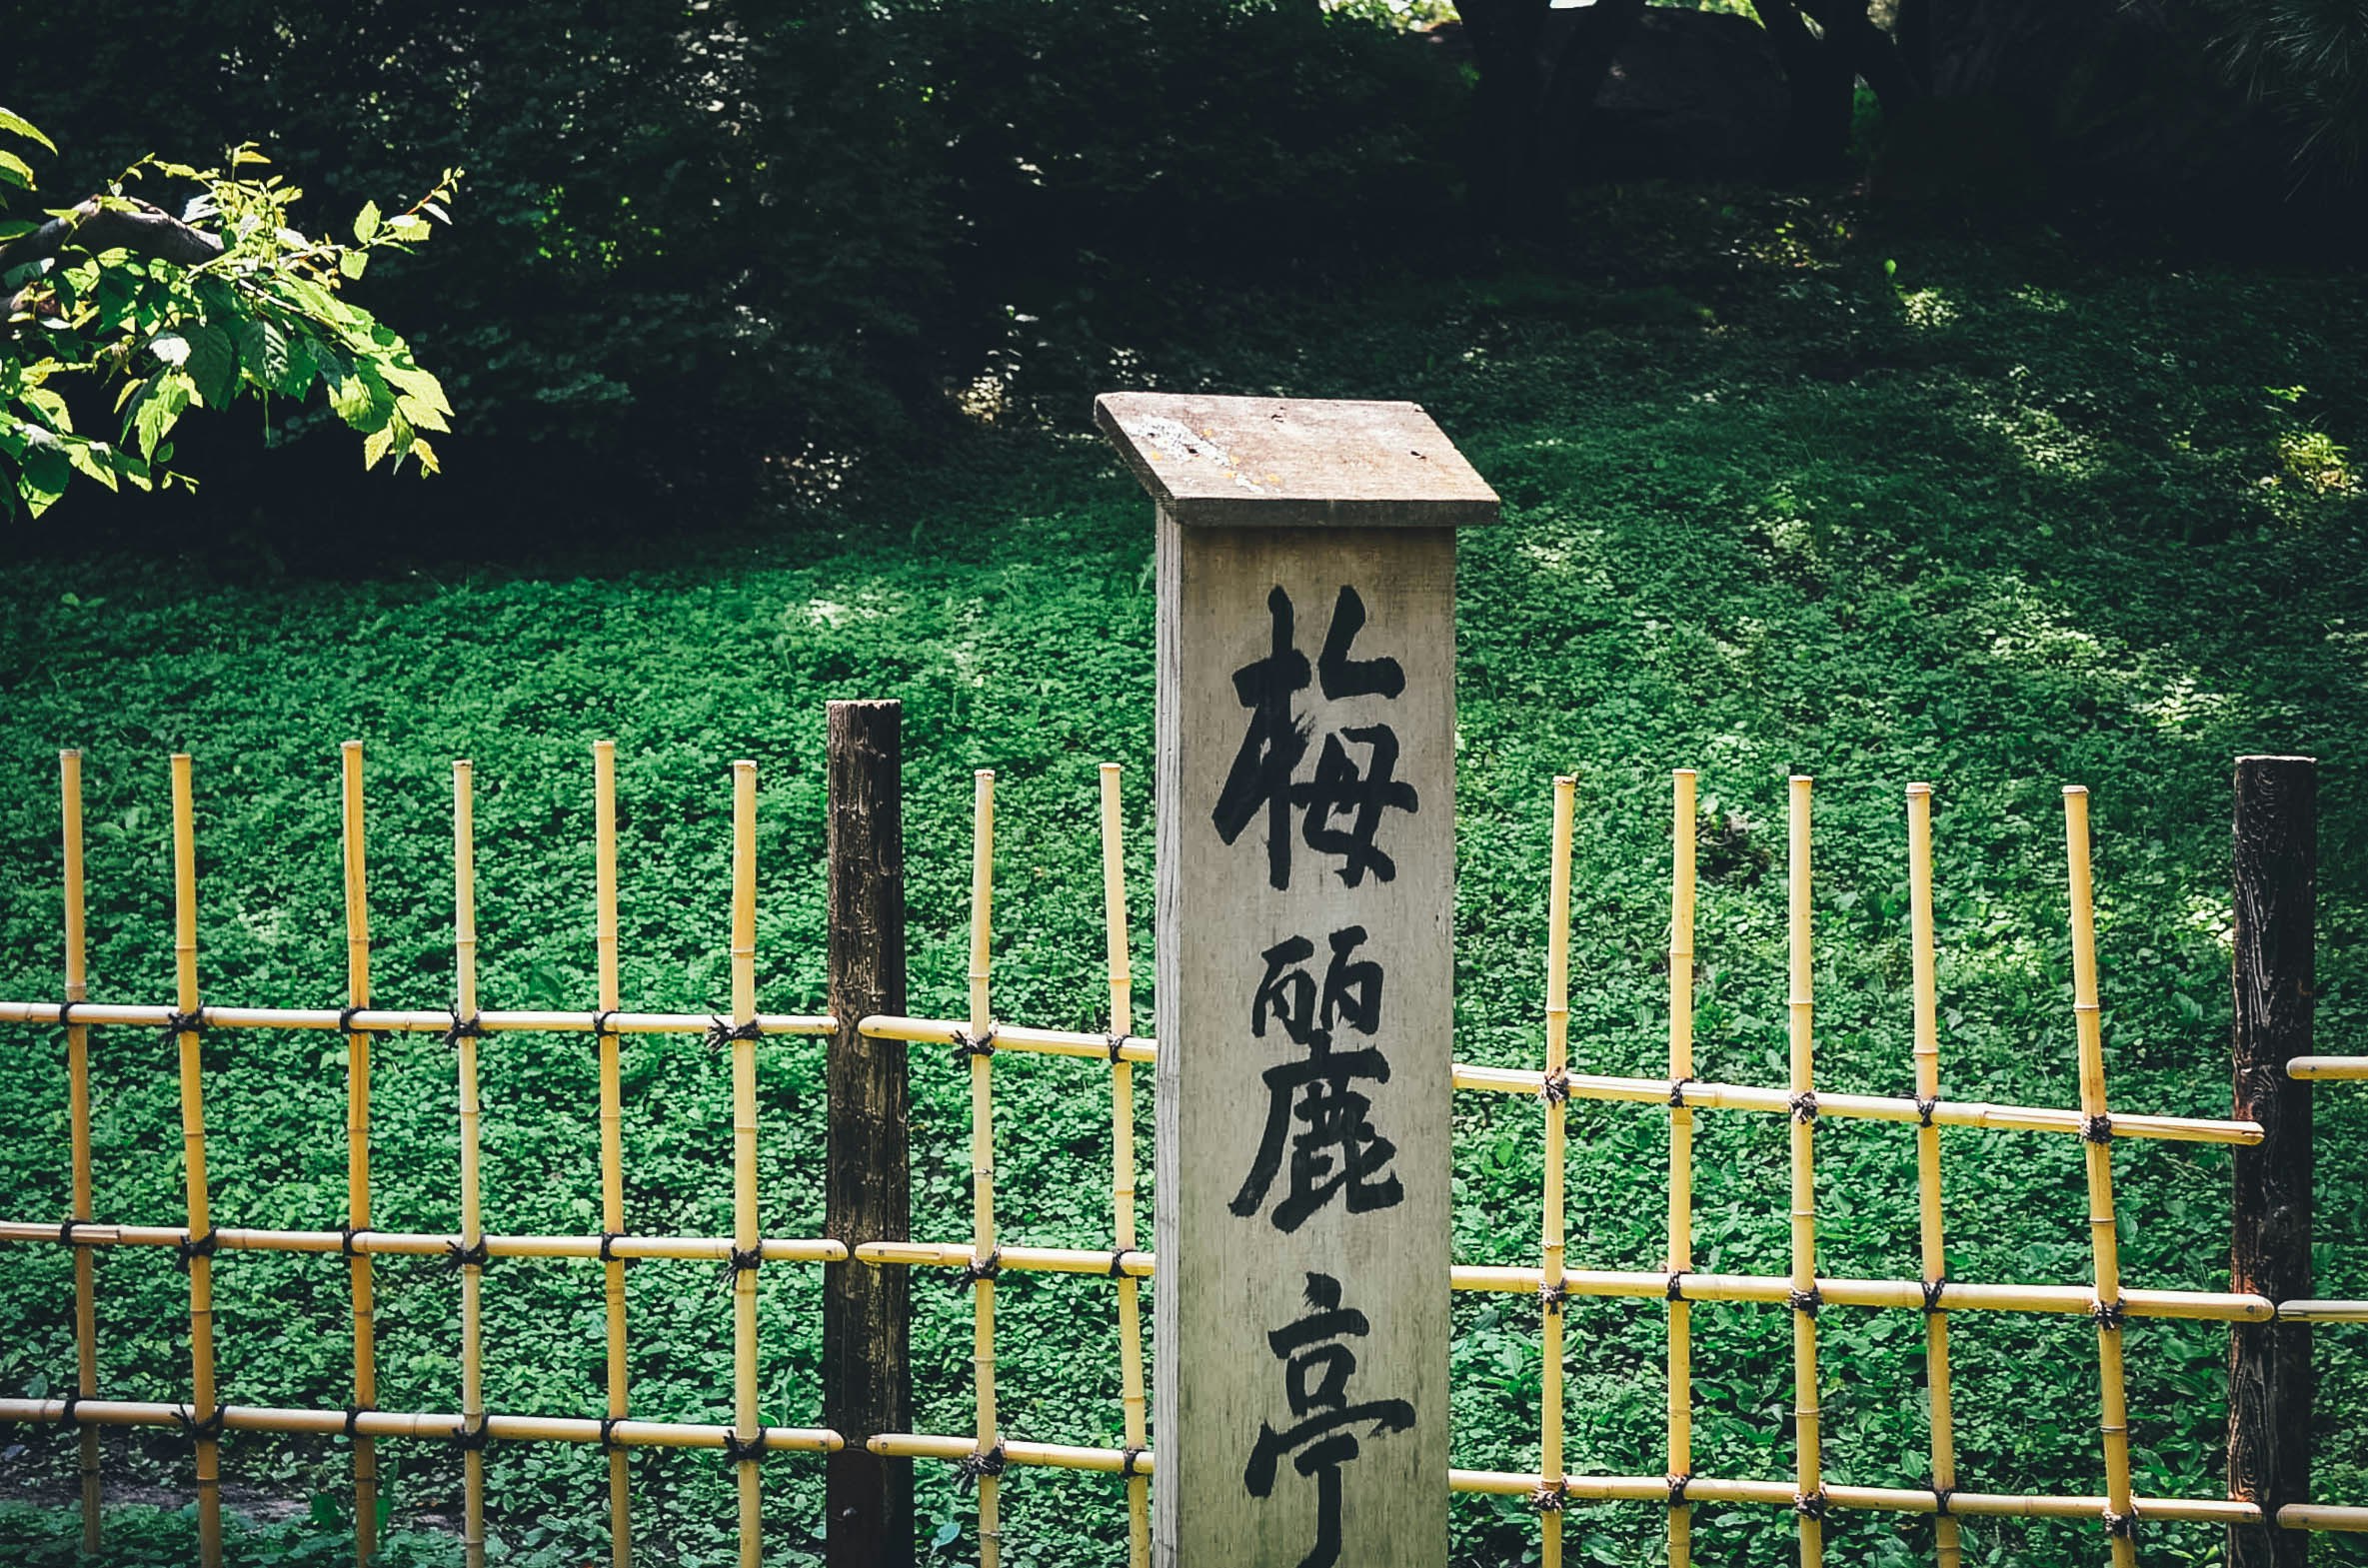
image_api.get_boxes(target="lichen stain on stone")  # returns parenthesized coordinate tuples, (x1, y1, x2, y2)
(1129, 413, 1278, 492)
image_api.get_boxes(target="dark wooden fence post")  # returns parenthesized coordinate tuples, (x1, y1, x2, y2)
(826, 700, 912, 1568)
(2229, 755, 2315, 1567)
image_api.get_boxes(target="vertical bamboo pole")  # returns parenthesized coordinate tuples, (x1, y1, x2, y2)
(969, 770, 1002, 1568)
(171, 754, 223, 1568)
(1787, 776, 1823, 1567)
(2063, 787, 2138, 1568)
(61, 751, 101, 1553)
(1906, 784, 1962, 1568)
(594, 742, 632, 1566)
(731, 761, 763, 1568)
(454, 762, 487, 1568)
(340, 742, 379, 1566)
(1668, 770, 1698, 1568)
(1100, 764, 1149, 1568)
(1541, 776, 1575, 1568)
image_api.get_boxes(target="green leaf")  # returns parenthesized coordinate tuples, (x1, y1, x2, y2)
(353, 200, 381, 243)
(0, 108, 58, 154)
(0, 220, 36, 242)
(62, 439, 119, 492)
(148, 331, 192, 369)
(183, 323, 238, 409)
(0, 150, 33, 191)
(340, 248, 369, 281)
(361, 423, 395, 470)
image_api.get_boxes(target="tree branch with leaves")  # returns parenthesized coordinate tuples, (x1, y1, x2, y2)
(0, 107, 462, 519)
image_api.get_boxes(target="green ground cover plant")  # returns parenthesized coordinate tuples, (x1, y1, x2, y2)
(0, 192, 2362, 1565)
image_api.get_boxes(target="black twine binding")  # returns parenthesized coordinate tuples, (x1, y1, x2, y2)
(1793, 1489, 1828, 1522)
(340, 1228, 374, 1260)
(1538, 1070, 1570, 1106)
(57, 1391, 84, 1430)
(951, 1025, 999, 1063)
(1527, 1479, 1568, 1513)
(955, 1248, 1002, 1288)
(56, 1000, 77, 1029)
(1915, 1095, 1939, 1128)
(1667, 1076, 1692, 1109)
(590, 1010, 618, 1043)
(1921, 1277, 1949, 1315)
(343, 1405, 372, 1441)
(954, 1441, 1006, 1493)
(1790, 1090, 1819, 1124)
(600, 1232, 630, 1264)
(706, 1016, 764, 1052)
(175, 1403, 226, 1447)
(2091, 1296, 2127, 1332)
(600, 1416, 627, 1451)
(444, 1238, 490, 1272)
(59, 1218, 86, 1247)
(1538, 1279, 1568, 1315)
(729, 1244, 763, 1275)
(443, 1006, 485, 1048)
(1106, 1033, 1129, 1064)
(1787, 1286, 1822, 1319)
(723, 1428, 768, 1465)
(1666, 1272, 1688, 1303)
(2104, 1508, 2138, 1539)
(1107, 1249, 1140, 1279)
(165, 1008, 204, 1036)
(337, 1005, 383, 1040)
(174, 1230, 219, 1271)
(450, 1416, 492, 1453)
(2081, 1113, 2114, 1144)
(1931, 1486, 1956, 1519)
(1666, 1473, 1692, 1508)
(1119, 1446, 1146, 1480)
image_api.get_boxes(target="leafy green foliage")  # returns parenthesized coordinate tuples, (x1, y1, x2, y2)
(0, 193, 2363, 1565)
(0, 110, 461, 519)
(3, 3, 1460, 505)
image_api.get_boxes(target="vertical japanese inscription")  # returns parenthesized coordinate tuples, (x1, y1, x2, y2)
(1157, 522, 1452, 1568)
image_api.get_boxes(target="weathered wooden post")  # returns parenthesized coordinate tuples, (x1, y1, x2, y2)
(1097, 393, 1497, 1568)
(2228, 755, 2314, 1567)
(826, 700, 913, 1568)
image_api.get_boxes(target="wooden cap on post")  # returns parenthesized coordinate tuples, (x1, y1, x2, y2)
(1095, 393, 1499, 529)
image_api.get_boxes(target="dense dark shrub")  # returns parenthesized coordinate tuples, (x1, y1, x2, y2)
(5, 2, 1463, 522)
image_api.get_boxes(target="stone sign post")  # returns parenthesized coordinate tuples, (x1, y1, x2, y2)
(1096, 393, 1497, 1568)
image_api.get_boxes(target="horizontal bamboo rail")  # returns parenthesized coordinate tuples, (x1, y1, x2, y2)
(2271, 1299, 2368, 1323)
(0, 1223, 845, 1262)
(2287, 1056, 2368, 1080)
(866, 1434, 2269, 1527)
(0, 1002, 835, 1035)
(857, 1015, 2261, 1144)
(2277, 1505, 2368, 1531)
(0, 1397, 839, 1452)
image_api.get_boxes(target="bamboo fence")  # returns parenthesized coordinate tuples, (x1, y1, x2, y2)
(1, 745, 2363, 1566)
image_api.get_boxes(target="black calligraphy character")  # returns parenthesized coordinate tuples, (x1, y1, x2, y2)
(1315, 586, 1403, 702)
(1250, 926, 1380, 1048)
(1293, 724, 1417, 888)
(1212, 586, 1313, 890)
(1243, 1272, 1416, 1568)
(1235, 928, 1401, 1233)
